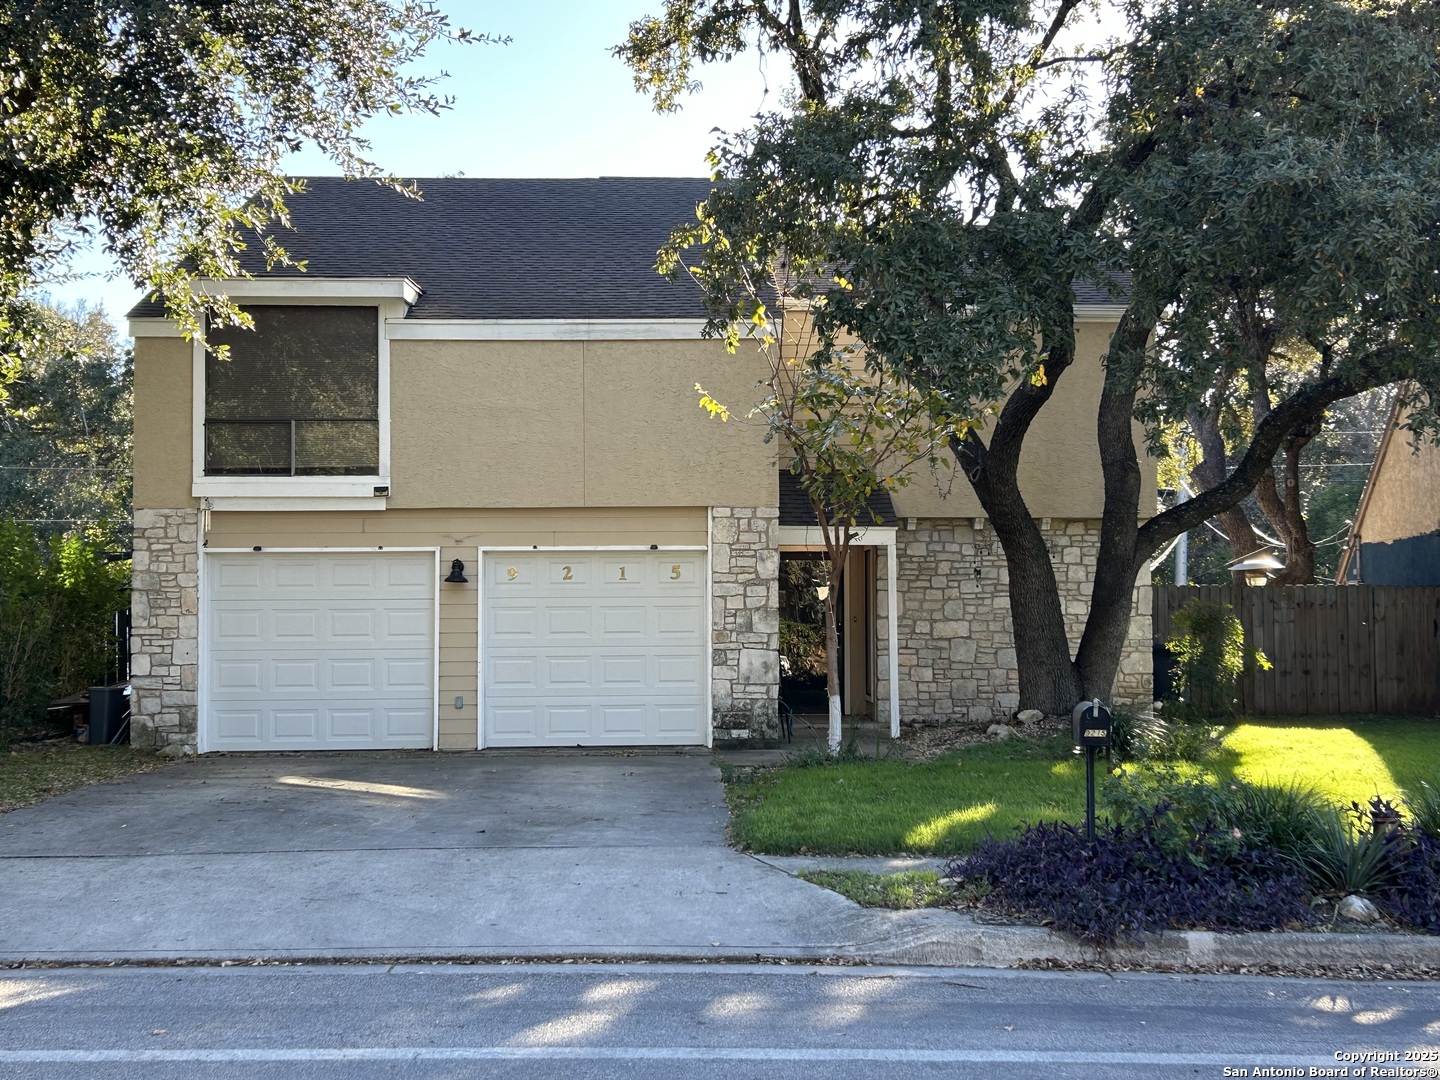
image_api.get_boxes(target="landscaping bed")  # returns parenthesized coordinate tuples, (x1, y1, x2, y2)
(0, 740, 171, 813)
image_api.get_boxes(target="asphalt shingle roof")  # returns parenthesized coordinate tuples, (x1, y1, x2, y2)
(778, 469, 899, 528)
(129, 176, 715, 320)
(127, 175, 1130, 319)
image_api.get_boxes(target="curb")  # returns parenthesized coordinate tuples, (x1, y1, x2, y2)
(844, 909, 1440, 970)
(3, 918, 1438, 972)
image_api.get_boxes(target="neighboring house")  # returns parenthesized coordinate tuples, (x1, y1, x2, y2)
(127, 177, 1153, 754)
(1338, 397, 1440, 585)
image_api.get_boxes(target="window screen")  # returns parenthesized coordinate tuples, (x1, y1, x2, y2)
(204, 306, 379, 476)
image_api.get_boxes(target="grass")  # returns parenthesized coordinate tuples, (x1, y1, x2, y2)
(796, 869, 949, 909)
(725, 715, 1440, 856)
(727, 733, 1084, 856)
(0, 742, 170, 813)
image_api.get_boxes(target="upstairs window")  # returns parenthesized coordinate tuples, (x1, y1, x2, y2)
(204, 306, 379, 476)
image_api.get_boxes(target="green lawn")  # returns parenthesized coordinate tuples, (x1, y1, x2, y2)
(0, 743, 170, 813)
(726, 716, 1440, 856)
(795, 869, 949, 908)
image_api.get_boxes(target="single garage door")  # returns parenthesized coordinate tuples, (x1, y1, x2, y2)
(483, 551, 707, 747)
(205, 552, 435, 751)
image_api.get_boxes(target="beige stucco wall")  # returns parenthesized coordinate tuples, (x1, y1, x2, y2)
(133, 335, 777, 511)
(1359, 425, 1440, 544)
(889, 320, 1158, 520)
(132, 337, 196, 510)
(203, 506, 707, 749)
(389, 337, 775, 509)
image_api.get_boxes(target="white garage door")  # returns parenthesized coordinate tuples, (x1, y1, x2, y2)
(204, 553, 435, 751)
(483, 551, 707, 747)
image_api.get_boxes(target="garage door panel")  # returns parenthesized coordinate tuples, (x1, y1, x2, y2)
(276, 561, 321, 589)
(273, 660, 322, 691)
(654, 604, 704, 639)
(546, 655, 592, 686)
(599, 705, 645, 735)
(491, 607, 537, 641)
(600, 655, 646, 686)
(483, 551, 706, 747)
(273, 611, 321, 641)
(600, 606, 645, 637)
(656, 654, 703, 686)
(214, 661, 262, 692)
(213, 709, 261, 741)
(656, 704, 703, 734)
(491, 705, 538, 738)
(205, 553, 435, 751)
(546, 607, 592, 637)
(273, 710, 319, 739)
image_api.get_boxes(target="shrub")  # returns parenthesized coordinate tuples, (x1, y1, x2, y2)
(1165, 600, 1269, 722)
(1302, 803, 1398, 897)
(0, 522, 127, 744)
(1373, 832, 1440, 933)
(1102, 768, 1328, 867)
(947, 818, 1312, 945)
(1402, 776, 1440, 842)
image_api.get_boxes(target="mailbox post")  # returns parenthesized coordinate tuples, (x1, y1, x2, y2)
(1071, 700, 1113, 840)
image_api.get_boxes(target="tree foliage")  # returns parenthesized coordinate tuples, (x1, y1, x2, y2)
(686, 252, 963, 751)
(620, 0, 1440, 712)
(0, 1, 499, 364)
(0, 303, 131, 546)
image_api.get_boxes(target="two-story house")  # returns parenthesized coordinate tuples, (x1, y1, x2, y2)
(128, 176, 1152, 754)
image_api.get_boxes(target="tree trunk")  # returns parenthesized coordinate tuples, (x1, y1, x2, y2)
(986, 491, 1083, 713)
(823, 569, 843, 756)
(1267, 425, 1319, 584)
(949, 334, 1087, 717)
(1074, 322, 1151, 702)
(1189, 404, 1262, 580)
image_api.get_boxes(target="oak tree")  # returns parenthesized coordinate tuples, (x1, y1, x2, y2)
(619, 0, 1440, 714)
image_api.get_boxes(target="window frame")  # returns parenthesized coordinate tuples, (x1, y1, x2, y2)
(189, 280, 416, 507)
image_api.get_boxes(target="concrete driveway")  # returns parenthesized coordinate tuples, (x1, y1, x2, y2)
(0, 751, 910, 962)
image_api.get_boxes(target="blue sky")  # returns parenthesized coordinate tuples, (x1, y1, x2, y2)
(49, 1, 780, 329)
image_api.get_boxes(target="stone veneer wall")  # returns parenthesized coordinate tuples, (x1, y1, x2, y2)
(888, 518, 1152, 725)
(710, 506, 781, 746)
(130, 508, 200, 752)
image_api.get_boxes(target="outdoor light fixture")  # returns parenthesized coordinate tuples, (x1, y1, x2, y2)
(443, 559, 468, 584)
(1226, 549, 1285, 586)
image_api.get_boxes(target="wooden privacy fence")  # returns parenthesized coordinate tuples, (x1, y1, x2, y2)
(1153, 585, 1440, 717)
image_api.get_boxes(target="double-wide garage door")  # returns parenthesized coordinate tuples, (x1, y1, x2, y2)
(205, 553, 435, 751)
(202, 549, 708, 751)
(483, 551, 707, 747)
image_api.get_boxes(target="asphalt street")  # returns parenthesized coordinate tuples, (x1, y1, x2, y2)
(1, 962, 1436, 1079)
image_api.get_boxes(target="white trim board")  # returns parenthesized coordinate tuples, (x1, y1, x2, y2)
(195, 277, 422, 305)
(386, 319, 709, 341)
(777, 526, 897, 547)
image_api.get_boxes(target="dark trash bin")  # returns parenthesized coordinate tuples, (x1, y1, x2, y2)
(87, 683, 131, 745)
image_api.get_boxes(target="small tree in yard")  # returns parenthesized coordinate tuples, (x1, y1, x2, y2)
(620, 0, 1440, 714)
(686, 248, 964, 754)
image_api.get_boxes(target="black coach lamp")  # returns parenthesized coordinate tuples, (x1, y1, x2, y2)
(443, 559, 468, 584)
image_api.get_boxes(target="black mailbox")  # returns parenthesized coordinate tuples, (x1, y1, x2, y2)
(1071, 700, 1112, 749)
